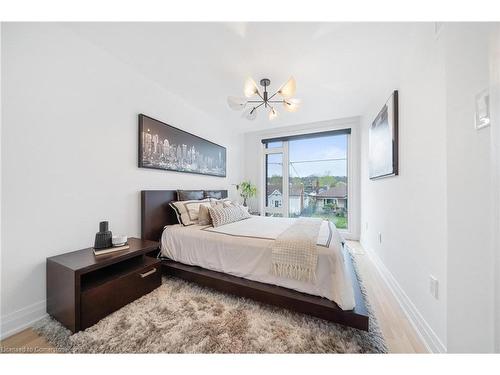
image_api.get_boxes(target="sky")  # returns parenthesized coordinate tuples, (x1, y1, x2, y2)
(267, 134, 348, 178)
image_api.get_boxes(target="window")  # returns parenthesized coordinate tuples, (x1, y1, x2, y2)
(263, 130, 349, 230)
(265, 152, 284, 215)
(266, 141, 283, 149)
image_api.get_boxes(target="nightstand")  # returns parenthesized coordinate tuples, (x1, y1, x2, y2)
(46, 237, 160, 333)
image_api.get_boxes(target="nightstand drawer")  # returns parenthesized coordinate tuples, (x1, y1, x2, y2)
(80, 257, 161, 330)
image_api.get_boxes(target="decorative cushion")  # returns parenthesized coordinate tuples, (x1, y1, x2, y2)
(210, 198, 233, 207)
(198, 204, 212, 225)
(208, 204, 251, 228)
(177, 190, 204, 201)
(204, 190, 223, 199)
(170, 199, 211, 226)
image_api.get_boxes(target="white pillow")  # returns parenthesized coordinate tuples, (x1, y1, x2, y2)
(170, 199, 211, 226)
(208, 204, 251, 228)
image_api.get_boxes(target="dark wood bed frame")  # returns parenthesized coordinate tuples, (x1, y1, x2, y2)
(141, 190, 369, 331)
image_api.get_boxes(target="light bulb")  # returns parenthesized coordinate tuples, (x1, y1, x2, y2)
(243, 107, 257, 120)
(278, 76, 296, 99)
(269, 107, 278, 120)
(283, 98, 301, 112)
(244, 77, 259, 98)
(227, 96, 246, 111)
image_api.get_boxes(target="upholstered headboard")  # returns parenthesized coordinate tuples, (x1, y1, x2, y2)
(140, 190, 228, 242)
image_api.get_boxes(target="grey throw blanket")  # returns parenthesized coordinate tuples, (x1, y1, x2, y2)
(271, 218, 322, 283)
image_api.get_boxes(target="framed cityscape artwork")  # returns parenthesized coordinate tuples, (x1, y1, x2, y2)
(369, 90, 399, 179)
(138, 114, 226, 177)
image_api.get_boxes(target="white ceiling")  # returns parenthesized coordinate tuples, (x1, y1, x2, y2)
(64, 22, 428, 132)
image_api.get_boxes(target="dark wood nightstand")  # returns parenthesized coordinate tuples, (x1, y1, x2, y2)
(46, 237, 161, 333)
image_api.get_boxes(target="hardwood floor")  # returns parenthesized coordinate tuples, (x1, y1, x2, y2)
(0, 327, 55, 353)
(346, 241, 428, 353)
(0, 241, 427, 353)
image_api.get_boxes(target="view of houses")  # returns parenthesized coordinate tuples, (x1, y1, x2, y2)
(266, 175, 348, 229)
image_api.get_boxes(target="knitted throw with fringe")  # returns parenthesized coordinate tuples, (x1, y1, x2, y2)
(271, 218, 322, 283)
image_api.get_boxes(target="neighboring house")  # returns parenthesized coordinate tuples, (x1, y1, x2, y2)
(267, 189, 283, 208)
(314, 182, 348, 210)
(267, 186, 309, 214)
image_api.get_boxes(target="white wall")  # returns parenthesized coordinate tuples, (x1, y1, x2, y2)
(360, 25, 448, 352)
(361, 23, 499, 353)
(243, 117, 361, 240)
(492, 25, 500, 354)
(0, 23, 243, 338)
(444, 23, 495, 353)
(0, 23, 3, 333)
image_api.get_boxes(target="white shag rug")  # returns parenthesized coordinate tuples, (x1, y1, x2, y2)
(35, 255, 386, 353)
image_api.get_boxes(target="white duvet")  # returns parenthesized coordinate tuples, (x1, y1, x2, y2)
(160, 216, 355, 310)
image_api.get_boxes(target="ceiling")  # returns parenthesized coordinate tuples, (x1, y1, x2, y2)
(64, 22, 428, 132)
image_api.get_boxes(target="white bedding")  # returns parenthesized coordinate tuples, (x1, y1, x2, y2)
(160, 216, 355, 310)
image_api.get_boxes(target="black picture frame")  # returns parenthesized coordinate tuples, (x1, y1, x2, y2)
(369, 90, 399, 180)
(138, 114, 226, 177)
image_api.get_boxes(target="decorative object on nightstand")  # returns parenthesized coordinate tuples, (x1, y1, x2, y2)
(112, 234, 128, 247)
(94, 221, 112, 249)
(235, 180, 257, 207)
(47, 237, 160, 332)
(93, 234, 130, 256)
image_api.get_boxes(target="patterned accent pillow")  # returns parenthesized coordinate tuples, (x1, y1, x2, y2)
(170, 199, 211, 226)
(208, 204, 251, 228)
(210, 198, 233, 208)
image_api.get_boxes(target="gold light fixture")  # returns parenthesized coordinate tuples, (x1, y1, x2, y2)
(227, 76, 300, 121)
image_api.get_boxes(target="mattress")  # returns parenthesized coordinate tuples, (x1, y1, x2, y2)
(160, 216, 355, 310)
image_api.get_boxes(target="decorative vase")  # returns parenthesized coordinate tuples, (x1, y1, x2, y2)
(94, 221, 112, 249)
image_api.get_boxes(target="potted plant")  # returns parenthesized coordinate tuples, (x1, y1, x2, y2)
(236, 181, 257, 207)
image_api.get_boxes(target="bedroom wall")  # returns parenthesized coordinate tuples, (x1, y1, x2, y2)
(242, 117, 361, 240)
(360, 25, 448, 351)
(0, 23, 244, 339)
(0, 24, 3, 330)
(494, 26, 500, 353)
(493, 25, 500, 354)
(361, 23, 498, 353)
(444, 23, 495, 353)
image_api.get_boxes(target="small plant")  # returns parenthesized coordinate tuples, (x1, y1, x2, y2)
(236, 181, 257, 206)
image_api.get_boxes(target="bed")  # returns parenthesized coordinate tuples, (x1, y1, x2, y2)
(141, 189, 369, 331)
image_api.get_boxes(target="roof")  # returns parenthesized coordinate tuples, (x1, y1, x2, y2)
(268, 189, 282, 196)
(267, 185, 305, 197)
(316, 183, 347, 198)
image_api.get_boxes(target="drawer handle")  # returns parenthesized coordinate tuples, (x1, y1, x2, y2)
(140, 268, 157, 278)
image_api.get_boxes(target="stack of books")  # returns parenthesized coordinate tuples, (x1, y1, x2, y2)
(92, 244, 130, 256)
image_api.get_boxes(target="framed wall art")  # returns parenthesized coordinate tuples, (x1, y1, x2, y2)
(369, 90, 399, 180)
(138, 114, 226, 177)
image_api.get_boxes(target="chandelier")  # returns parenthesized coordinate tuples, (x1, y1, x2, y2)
(227, 77, 300, 120)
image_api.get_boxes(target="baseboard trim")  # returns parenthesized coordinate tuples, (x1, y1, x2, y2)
(0, 300, 47, 340)
(360, 241, 447, 353)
